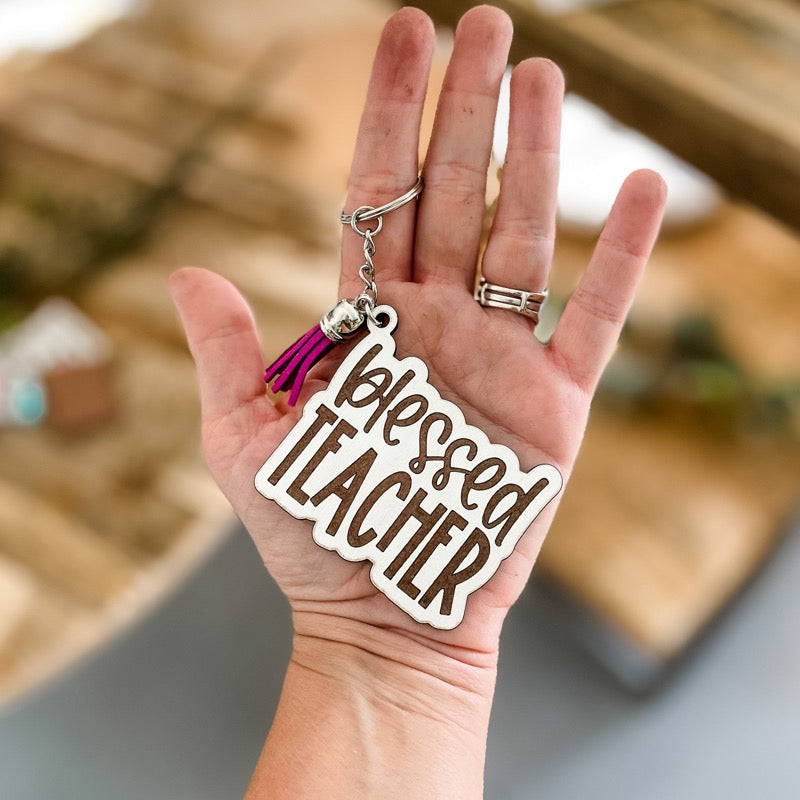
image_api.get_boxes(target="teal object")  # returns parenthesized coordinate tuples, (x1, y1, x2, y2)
(10, 377, 46, 425)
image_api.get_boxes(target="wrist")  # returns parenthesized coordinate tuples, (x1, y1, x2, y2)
(247, 611, 498, 800)
(292, 608, 500, 700)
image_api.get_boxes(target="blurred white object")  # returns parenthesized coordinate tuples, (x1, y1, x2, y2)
(493, 75, 722, 234)
(531, 0, 620, 12)
(0, 0, 143, 60)
(0, 298, 112, 376)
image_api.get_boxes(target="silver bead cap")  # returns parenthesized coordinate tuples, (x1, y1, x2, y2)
(320, 299, 366, 343)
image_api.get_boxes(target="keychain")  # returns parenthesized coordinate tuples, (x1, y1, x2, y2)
(255, 176, 562, 630)
(261, 177, 423, 407)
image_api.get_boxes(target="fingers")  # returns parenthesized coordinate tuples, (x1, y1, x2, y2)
(549, 169, 667, 393)
(340, 8, 435, 297)
(414, 6, 512, 290)
(168, 267, 276, 427)
(481, 58, 563, 294)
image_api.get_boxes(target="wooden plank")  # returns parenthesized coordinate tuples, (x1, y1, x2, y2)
(0, 138, 138, 208)
(0, 97, 172, 185)
(10, 58, 212, 149)
(0, 482, 134, 606)
(541, 412, 800, 657)
(412, 0, 800, 231)
(0, 557, 35, 659)
(0, 584, 91, 694)
(80, 230, 339, 355)
(139, 0, 391, 71)
(63, 23, 299, 133)
(68, 22, 251, 107)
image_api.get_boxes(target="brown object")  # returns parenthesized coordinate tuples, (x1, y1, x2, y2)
(43, 362, 116, 431)
(411, 0, 800, 232)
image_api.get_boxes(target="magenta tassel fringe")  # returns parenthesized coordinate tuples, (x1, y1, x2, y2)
(264, 324, 334, 406)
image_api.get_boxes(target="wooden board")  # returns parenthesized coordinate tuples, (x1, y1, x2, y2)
(2, 0, 798, 703)
(0, 0, 395, 707)
(534, 202, 800, 686)
(412, 0, 800, 231)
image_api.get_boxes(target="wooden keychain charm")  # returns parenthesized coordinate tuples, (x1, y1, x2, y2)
(255, 177, 562, 630)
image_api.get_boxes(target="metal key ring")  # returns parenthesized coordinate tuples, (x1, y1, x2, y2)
(340, 174, 423, 226)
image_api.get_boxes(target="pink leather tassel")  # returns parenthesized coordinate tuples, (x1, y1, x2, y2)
(264, 324, 334, 406)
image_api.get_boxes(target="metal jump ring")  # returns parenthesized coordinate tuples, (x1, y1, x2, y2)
(348, 206, 383, 238)
(340, 174, 424, 227)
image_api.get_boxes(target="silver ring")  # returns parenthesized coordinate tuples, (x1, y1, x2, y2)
(340, 174, 423, 226)
(476, 277, 547, 324)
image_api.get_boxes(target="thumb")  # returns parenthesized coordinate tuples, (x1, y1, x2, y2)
(168, 267, 275, 428)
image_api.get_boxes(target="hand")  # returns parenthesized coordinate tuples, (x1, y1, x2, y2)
(170, 5, 664, 675)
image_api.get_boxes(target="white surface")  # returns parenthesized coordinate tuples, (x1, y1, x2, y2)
(532, 0, 620, 12)
(0, 298, 112, 375)
(0, 0, 142, 60)
(493, 83, 721, 234)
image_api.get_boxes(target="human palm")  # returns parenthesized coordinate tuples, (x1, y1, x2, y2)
(170, 6, 665, 658)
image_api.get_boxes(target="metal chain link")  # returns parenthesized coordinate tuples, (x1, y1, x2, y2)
(355, 229, 379, 314)
(347, 206, 382, 320)
(341, 175, 423, 324)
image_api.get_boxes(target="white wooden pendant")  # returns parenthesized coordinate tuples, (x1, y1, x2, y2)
(255, 307, 562, 629)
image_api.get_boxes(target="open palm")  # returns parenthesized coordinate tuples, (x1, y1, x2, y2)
(170, 6, 665, 658)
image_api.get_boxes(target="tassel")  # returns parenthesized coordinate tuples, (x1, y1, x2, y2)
(264, 324, 334, 407)
(264, 299, 365, 406)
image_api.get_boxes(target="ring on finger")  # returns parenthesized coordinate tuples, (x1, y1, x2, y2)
(476, 277, 547, 324)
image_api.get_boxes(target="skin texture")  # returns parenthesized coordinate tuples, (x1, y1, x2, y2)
(169, 6, 666, 798)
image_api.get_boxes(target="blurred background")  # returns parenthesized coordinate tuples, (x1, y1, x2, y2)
(0, 0, 799, 797)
